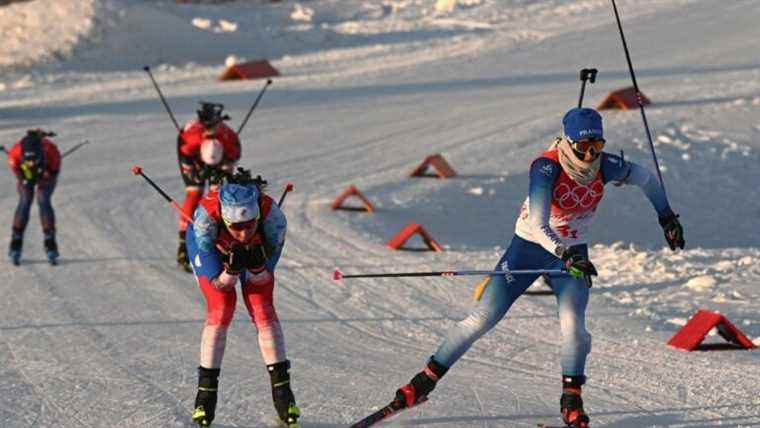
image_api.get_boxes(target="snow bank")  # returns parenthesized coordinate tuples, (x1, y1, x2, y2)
(0, 0, 98, 69)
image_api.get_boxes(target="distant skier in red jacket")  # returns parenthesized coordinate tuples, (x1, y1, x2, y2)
(176, 102, 241, 272)
(6, 129, 62, 265)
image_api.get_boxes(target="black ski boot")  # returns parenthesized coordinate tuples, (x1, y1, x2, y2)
(560, 375, 590, 428)
(395, 358, 448, 409)
(177, 231, 192, 273)
(44, 233, 58, 265)
(268, 360, 300, 428)
(9, 231, 22, 266)
(192, 366, 220, 427)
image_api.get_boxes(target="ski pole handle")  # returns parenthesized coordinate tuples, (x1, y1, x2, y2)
(277, 182, 294, 207)
(578, 68, 597, 108)
(237, 79, 273, 135)
(143, 66, 181, 132)
(131, 165, 193, 225)
(333, 268, 568, 280)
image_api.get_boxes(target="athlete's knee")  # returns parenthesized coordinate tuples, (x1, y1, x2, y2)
(458, 307, 502, 338)
(560, 314, 592, 354)
(251, 302, 279, 328)
(205, 293, 236, 326)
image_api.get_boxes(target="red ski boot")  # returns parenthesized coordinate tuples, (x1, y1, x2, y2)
(395, 359, 448, 408)
(560, 375, 590, 428)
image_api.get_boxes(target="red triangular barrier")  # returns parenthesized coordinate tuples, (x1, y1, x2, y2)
(667, 309, 756, 351)
(219, 60, 279, 81)
(387, 222, 443, 252)
(409, 154, 457, 179)
(597, 86, 650, 110)
(331, 185, 374, 213)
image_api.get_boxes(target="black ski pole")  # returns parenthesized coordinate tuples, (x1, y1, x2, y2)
(333, 268, 567, 280)
(610, 0, 666, 197)
(131, 165, 193, 225)
(277, 182, 294, 207)
(578, 68, 598, 107)
(237, 79, 273, 135)
(143, 66, 181, 132)
(61, 140, 90, 159)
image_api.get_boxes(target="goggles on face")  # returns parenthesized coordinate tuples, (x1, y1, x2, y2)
(224, 217, 258, 231)
(570, 137, 606, 154)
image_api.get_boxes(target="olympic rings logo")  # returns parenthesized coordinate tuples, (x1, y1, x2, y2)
(553, 181, 603, 210)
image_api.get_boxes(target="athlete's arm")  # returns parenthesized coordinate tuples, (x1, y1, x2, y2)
(192, 205, 220, 253)
(527, 158, 565, 256)
(262, 202, 287, 272)
(602, 153, 675, 218)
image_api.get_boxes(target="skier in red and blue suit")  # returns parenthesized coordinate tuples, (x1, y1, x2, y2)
(385, 108, 685, 428)
(6, 129, 62, 265)
(184, 169, 299, 428)
(176, 102, 242, 272)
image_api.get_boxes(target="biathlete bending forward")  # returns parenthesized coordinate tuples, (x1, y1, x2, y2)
(186, 169, 299, 428)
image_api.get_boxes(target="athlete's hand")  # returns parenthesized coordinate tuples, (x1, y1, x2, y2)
(224, 245, 252, 274)
(659, 213, 684, 251)
(561, 247, 598, 281)
(224, 245, 267, 274)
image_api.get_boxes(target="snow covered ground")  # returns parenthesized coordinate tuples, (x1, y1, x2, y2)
(1, 0, 759, 427)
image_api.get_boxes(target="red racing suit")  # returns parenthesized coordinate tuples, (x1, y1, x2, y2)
(186, 189, 288, 368)
(177, 119, 241, 232)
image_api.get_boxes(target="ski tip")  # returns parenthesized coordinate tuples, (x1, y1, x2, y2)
(131, 165, 143, 175)
(333, 268, 343, 281)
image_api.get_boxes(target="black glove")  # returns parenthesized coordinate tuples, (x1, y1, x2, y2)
(560, 246, 598, 284)
(659, 213, 685, 251)
(224, 245, 267, 274)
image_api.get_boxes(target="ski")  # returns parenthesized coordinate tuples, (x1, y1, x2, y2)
(350, 397, 426, 428)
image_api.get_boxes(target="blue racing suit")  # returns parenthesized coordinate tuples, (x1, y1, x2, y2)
(432, 150, 674, 376)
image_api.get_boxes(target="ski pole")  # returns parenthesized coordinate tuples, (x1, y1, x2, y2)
(143, 66, 181, 132)
(610, 0, 666, 197)
(61, 140, 90, 159)
(333, 268, 568, 281)
(578, 68, 598, 107)
(237, 79, 273, 135)
(131, 165, 193, 225)
(277, 182, 294, 207)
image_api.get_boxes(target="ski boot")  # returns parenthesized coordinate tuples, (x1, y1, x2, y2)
(395, 358, 448, 409)
(268, 360, 300, 428)
(177, 231, 192, 273)
(192, 366, 220, 427)
(8, 233, 22, 266)
(44, 234, 58, 266)
(560, 375, 590, 428)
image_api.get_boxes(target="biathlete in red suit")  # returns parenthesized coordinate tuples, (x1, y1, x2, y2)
(6, 129, 62, 265)
(184, 169, 299, 428)
(176, 102, 241, 272)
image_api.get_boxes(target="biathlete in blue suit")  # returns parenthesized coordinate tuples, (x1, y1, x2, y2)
(385, 108, 685, 428)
